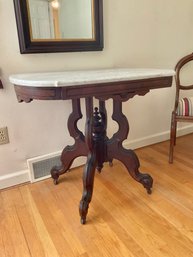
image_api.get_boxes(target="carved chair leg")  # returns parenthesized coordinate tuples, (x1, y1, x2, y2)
(51, 98, 88, 184)
(174, 120, 177, 146)
(169, 112, 176, 164)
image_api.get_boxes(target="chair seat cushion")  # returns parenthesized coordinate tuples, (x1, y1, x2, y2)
(177, 97, 193, 116)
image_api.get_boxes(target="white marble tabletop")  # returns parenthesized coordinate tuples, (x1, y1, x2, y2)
(9, 68, 175, 87)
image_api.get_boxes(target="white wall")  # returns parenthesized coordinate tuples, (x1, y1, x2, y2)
(1, 0, 193, 186)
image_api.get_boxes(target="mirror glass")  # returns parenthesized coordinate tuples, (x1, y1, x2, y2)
(13, 0, 103, 53)
(28, 0, 94, 41)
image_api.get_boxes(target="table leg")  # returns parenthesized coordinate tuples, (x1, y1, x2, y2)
(107, 99, 153, 194)
(79, 97, 97, 224)
(51, 98, 88, 184)
(79, 152, 96, 224)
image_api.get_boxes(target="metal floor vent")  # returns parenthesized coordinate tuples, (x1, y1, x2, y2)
(27, 152, 61, 183)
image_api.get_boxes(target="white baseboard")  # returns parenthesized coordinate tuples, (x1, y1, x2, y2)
(0, 169, 30, 190)
(1, 124, 193, 190)
(124, 124, 193, 150)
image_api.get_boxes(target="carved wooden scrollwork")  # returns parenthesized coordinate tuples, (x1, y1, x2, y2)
(51, 98, 88, 184)
(107, 99, 153, 194)
(96, 89, 150, 102)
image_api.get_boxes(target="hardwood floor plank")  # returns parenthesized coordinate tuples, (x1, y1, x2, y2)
(94, 175, 193, 257)
(1, 189, 31, 257)
(51, 169, 158, 256)
(103, 164, 193, 250)
(1, 133, 193, 257)
(0, 193, 8, 257)
(7, 186, 47, 257)
(30, 181, 86, 257)
(105, 162, 193, 243)
(49, 178, 139, 257)
(19, 186, 60, 257)
(47, 178, 113, 257)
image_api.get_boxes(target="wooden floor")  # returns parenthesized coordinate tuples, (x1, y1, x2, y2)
(1, 134, 193, 257)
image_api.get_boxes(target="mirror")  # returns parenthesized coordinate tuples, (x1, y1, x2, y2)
(13, 0, 103, 53)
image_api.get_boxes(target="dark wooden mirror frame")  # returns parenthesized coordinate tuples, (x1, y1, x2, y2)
(13, 0, 103, 54)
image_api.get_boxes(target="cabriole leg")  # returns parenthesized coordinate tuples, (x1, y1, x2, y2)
(107, 99, 153, 194)
(51, 98, 88, 184)
(79, 97, 97, 224)
(169, 111, 176, 164)
(79, 153, 96, 224)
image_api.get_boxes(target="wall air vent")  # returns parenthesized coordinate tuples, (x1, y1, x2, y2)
(27, 151, 61, 183)
(27, 151, 86, 183)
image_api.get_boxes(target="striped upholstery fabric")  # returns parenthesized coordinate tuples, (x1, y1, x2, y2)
(177, 97, 193, 116)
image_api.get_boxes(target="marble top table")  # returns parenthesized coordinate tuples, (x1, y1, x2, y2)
(10, 68, 175, 224)
(10, 68, 174, 87)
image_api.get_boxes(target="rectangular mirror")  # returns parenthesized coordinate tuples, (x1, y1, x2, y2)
(13, 0, 103, 53)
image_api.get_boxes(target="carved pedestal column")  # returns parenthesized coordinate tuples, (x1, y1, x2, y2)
(79, 98, 108, 224)
(52, 95, 153, 224)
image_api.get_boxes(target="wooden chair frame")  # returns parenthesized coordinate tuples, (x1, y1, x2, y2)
(169, 53, 193, 163)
